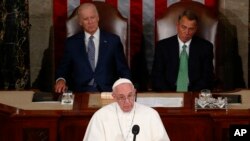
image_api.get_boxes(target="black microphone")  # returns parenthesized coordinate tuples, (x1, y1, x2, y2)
(132, 125, 140, 141)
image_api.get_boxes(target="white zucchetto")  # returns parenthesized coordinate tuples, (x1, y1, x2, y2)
(112, 78, 132, 90)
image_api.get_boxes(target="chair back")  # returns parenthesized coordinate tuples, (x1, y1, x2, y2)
(66, 1, 128, 57)
(156, 1, 218, 43)
(156, 1, 218, 71)
(156, 1, 222, 89)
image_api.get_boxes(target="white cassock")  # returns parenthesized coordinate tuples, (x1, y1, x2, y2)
(83, 102, 170, 141)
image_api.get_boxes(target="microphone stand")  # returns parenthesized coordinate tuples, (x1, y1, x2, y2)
(133, 134, 137, 141)
(132, 125, 140, 141)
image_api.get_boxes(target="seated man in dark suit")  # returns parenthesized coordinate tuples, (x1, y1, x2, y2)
(152, 9, 214, 92)
(55, 3, 131, 93)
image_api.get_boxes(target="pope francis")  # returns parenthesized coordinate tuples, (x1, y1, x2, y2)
(83, 78, 170, 141)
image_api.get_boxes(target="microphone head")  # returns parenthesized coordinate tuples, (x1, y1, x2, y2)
(132, 125, 140, 135)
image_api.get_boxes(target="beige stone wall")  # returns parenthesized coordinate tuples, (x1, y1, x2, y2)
(219, 0, 249, 87)
(29, 0, 53, 89)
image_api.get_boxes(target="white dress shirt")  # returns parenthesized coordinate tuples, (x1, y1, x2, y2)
(85, 28, 100, 68)
(177, 36, 191, 56)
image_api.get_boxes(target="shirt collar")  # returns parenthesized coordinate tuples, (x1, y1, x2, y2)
(85, 28, 100, 39)
(177, 36, 192, 47)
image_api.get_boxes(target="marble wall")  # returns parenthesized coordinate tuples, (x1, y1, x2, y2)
(0, 0, 30, 90)
(29, 0, 249, 91)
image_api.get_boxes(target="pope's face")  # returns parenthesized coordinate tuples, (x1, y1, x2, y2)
(78, 6, 99, 35)
(112, 83, 136, 112)
(176, 16, 197, 43)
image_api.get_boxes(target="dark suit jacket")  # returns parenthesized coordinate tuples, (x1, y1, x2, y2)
(152, 35, 214, 92)
(56, 30, 131, 92)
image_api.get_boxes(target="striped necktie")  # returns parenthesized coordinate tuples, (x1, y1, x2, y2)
(87, 35, 95, 85)
(176, 44, 188, 92)
(87, 35, 95, 71)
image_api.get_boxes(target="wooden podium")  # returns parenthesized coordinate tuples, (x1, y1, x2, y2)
(0, 90, 250, 141)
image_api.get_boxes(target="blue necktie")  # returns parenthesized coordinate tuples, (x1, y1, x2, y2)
(176, 45, 188, 92)
(87, 36, 95, 85)
(88, 36, 95, 71)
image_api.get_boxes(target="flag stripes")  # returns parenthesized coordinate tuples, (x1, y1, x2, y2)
(53, 0, 217, 68)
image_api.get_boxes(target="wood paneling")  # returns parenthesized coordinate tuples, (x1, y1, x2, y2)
(0, 92, 250, 141)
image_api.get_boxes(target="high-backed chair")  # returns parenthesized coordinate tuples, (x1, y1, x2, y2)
(156, 1, 221, 90)
(156, 1, 218, 43)
(66, 1, 129, 58)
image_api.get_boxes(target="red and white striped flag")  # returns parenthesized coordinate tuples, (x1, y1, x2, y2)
(53, 0, 217, 67)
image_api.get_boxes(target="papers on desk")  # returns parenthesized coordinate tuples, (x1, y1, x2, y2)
(136, 97, 183, 107)
(0, 91, 73, 110)
(100, 92, 183, 107)
(101, 92, 113, 99)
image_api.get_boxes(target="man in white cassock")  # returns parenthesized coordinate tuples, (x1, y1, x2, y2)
(83, 78, 170, 141)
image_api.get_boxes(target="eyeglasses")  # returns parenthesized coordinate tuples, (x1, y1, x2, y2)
(116, 94, 135, 103)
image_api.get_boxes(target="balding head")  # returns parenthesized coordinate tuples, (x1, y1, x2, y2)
(77, 3, 99, 17)
(77, 3, 99, 35)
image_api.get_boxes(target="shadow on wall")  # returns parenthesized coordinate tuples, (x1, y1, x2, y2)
(131, 35, 149, 92)
(32, 26, 55, 92)
(215, 10, 246, 90)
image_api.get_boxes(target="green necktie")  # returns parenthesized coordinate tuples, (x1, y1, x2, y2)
(176, 45, 188, 92)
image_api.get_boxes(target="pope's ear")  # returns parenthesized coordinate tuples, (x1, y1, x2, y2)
(112, 93, 115, 99)
(134, 89, 137, 102)
(134, 88, 137, 94)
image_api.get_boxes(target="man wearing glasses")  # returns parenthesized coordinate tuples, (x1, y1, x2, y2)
(83, 78, 170, 141)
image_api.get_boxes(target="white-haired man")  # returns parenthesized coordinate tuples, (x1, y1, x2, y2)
(83, 78, 170, 141)
(55, 3, 130, 93)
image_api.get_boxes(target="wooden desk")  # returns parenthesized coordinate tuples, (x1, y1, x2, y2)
(0, 90, 250, 141)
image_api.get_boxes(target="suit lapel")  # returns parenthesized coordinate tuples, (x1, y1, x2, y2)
(78, 32, 93, 71)
(188, 38, 197, 73)
(173, 36, 180, 78)
(95, 31, 108, 71)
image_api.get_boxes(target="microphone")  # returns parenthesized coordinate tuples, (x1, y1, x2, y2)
(132, 125, 140, 141)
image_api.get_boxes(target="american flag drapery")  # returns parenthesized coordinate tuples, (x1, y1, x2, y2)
(53, 0, 217, 70)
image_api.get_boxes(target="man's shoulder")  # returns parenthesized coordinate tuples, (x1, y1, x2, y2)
(156, 35, 177, 50)
(100, 29, 120, 39)
(136, 103, 158, 114)
(94, 102, 116, 115)
(192, 36, 213, 46)
(157, 35, 177, 45)
(67, 32, 84, 41)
